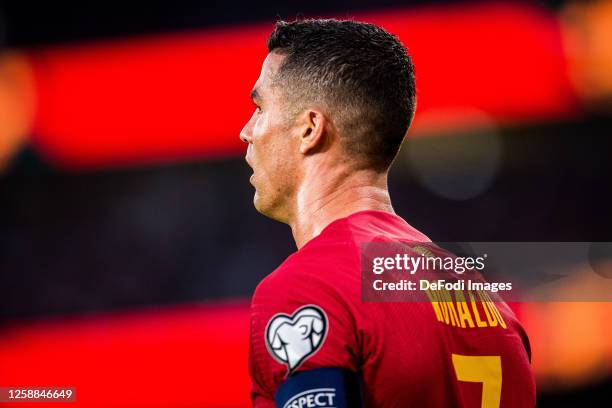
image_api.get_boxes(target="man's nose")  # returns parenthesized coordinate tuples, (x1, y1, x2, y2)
(240, 123, 252, 144)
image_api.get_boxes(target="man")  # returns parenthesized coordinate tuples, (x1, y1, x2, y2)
(241, 19, 535, 407)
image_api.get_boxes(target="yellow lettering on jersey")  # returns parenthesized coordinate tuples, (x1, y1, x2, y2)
(455, 290, 475, 328)
(427, 289, 508, 330)
(425, 289, 444, 323)
(479, 290, 507, 329)
(477, 290, 498, 327)
(468, 290, 488, 328)
(438, 292, 452, 325)
(441, 290, 459, 327)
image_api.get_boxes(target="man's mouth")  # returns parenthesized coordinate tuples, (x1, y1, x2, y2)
(245, 155, 257, 184)
(246, 160, 255, 183)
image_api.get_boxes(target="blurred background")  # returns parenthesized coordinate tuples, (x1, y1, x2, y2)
(0, 0, 611, 406)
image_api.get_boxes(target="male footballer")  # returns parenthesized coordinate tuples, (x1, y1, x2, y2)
(241, 19, 535, 407)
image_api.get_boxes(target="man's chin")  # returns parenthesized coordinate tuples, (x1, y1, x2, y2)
(252, 191, 264, 210)
(253, 193, 269, 216)
(253, 193, 288, 224)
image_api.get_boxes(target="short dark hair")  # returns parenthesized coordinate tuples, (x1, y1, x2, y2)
(267, 19, 416, 171)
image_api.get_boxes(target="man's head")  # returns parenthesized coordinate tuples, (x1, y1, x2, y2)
(241, 19, 416, 222)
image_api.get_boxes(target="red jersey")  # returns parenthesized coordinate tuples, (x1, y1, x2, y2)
(249, 210, 535, 407)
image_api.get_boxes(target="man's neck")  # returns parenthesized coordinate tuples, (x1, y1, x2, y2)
(289, 168, 394, 249)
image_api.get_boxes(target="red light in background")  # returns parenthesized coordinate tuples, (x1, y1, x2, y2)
(0, 303, 252, 408)
(25, 3, 579, 170)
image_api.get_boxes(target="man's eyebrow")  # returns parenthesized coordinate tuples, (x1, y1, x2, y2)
(250, 88, 261, 103)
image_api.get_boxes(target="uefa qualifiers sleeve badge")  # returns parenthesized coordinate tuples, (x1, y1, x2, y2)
(265, 305, 328, 374)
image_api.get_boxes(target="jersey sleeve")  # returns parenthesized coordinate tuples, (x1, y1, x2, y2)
(248, 258, 361, 406)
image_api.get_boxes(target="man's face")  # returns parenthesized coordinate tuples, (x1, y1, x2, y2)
(240, 53, 301, 222)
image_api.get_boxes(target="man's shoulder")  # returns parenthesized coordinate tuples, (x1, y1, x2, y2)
(255, 211, 429, 297)
(255, 234, 358, 302)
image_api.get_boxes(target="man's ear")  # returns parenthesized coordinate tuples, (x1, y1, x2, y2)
(298, 109, 328, 155)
